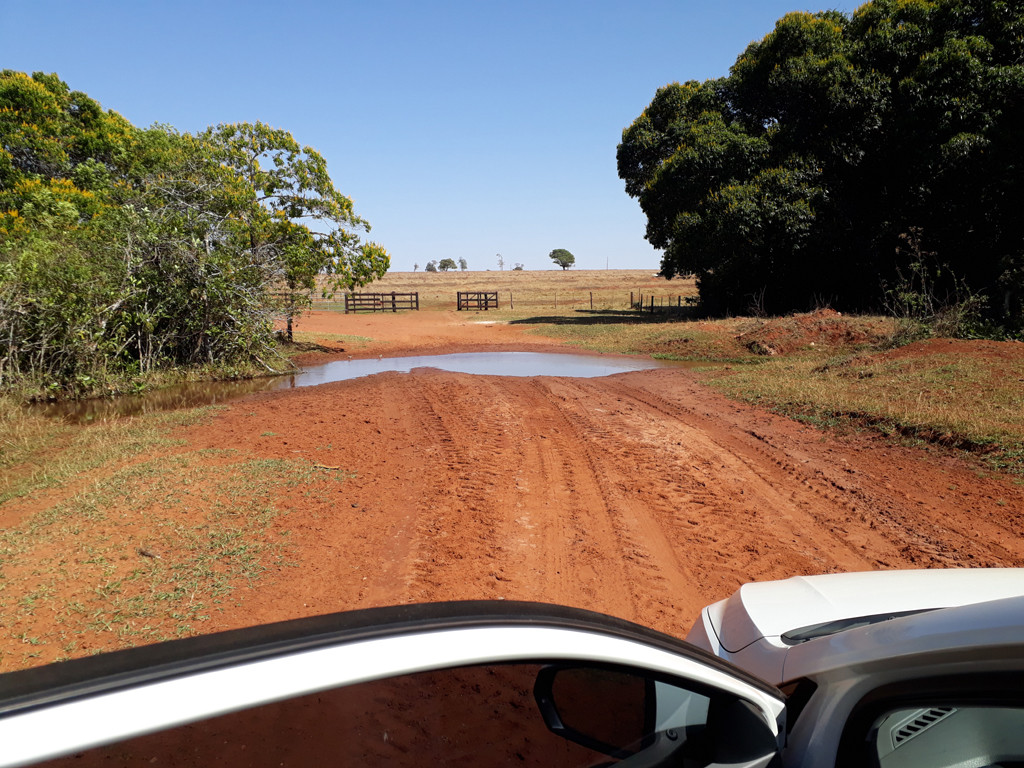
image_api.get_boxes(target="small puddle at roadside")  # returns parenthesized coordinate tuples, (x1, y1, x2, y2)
(31, 352, 694, 423)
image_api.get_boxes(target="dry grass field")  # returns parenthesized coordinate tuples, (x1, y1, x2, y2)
(315, 269, 696, 312)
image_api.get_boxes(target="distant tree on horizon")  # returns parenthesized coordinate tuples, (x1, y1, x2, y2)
(425, 260, 438, 272)
(549, 249, 575, 270)
(458, 257, 468, 271)
(438, 258, 457, 272)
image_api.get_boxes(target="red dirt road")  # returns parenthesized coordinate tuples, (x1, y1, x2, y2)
(184, 311, 1024, 641)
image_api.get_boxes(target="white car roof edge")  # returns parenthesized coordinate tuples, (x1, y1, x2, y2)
(0, 625, 787, 768)
(0, 599, 782, 717)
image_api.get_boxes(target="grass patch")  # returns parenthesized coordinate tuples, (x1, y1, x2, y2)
(703, 351, 1024, 474)
(0, 451, 342, 669)
(0, 404, 220, 505)
(511, 311, 758, 362)
(510, 308, 894, 363)
(289, 331, 374, 349)
(0, 396, 71, 473)
(0, 403, 348, 668)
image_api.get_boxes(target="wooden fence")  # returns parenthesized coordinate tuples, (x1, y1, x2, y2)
(344, 292, 419, 313)
(457, 291, 499, 311)
(630, 292, 689, 313)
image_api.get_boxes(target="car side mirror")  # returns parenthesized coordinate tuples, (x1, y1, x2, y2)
(533, 665, 657, 758)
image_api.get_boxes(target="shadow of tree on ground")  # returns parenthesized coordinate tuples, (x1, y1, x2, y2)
(508, 309, 700, 326)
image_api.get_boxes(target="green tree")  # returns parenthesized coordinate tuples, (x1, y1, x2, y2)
(549, 249, 575, 270)
(424, 260, 438, 272)
(0, 72, 391, 395)
(0, 70, 136, 196)
(458, 257, 468, 271)
(202, 122, 389, 339)
(438, 257, 457, 272)
(618, 0, 1024, 329)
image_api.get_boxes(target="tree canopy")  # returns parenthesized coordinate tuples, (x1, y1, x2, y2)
(438, 257, 457, 272)
(618, 0, 1024, 330)
(549, 249, 575, 270)
(0, 71, 389, 395)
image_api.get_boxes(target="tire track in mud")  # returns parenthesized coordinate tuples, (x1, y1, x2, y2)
(514, 377, 701, 632)
(543, 375, 885, 600)
(381, 371, 525, 603)
(604, 371, 1024, 572)
(536, 379, 812, 613)
(190, 364, 1024, 641)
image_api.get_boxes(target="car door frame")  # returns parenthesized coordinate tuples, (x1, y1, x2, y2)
(0, 601, 786, 768)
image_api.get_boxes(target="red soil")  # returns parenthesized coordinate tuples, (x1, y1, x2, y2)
(197, 312, 1024, 636)
(5, 310, 1024, 669)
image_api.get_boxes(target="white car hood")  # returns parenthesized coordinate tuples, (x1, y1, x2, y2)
(712, 568, 1024, 654)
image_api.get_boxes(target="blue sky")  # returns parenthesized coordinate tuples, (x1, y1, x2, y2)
(3, 1, 857, 272)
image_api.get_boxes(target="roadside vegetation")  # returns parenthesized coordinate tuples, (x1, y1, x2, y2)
(0, 71, 388, 401)
(619, 0, 1024, 335)
(709, 343, 1024, 472)
(0, 403, 347, 669)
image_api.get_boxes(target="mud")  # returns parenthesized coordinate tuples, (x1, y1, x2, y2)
(188, 311, 1024, 640)
(7, 310, 1024, 666)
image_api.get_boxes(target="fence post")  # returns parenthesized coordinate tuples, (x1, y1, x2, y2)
(510, 291, 514, 310)
(590, 292, 593, 310)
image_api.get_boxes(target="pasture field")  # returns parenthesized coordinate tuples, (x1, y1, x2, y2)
(315, 269, 696, 312)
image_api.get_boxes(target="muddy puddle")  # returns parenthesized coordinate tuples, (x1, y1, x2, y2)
(33, 352, 681, 423)
(281, 352, 671, 388)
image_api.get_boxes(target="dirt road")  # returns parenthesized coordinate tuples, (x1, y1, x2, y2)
(182, 311, 1024, 641)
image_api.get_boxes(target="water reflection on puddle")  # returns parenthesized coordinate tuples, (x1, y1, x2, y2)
(274, 352, 668, 390)
(33, 352, 674, 422)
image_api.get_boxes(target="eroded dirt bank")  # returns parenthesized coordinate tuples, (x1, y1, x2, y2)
(184, 311, 1024, 642)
